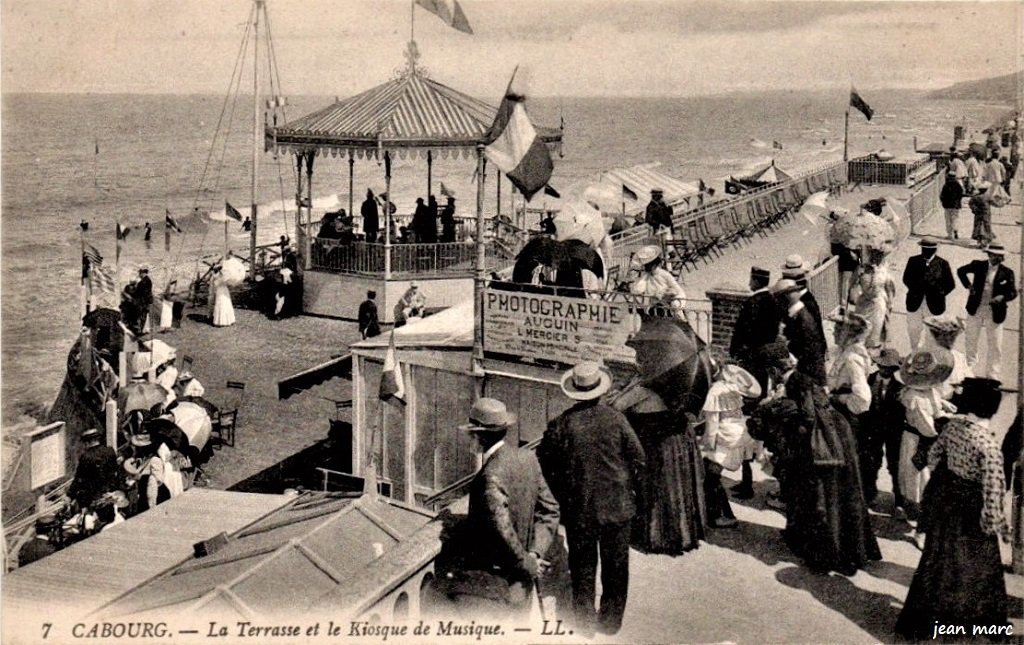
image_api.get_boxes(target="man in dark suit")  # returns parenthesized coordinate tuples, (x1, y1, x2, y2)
(781, 254, 824, 339)
(133, 266, 154, 334)
(644, 188, 674, 240)
(361, 189, 379, 242)
(357, 290, 381, 339)
(18, 515, 60, 567)
(69, 428, 121, 510)
(861, 349, 907, 510)
(773, 279, 828, 385)
(957, 242, 1018, 380)
(538, 362, 645, 636)
(729, 266, 779, 498)
(451, 398, 560, 618)
(901, 237, 955, 348)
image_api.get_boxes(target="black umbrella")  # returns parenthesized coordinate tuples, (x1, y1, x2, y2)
(626, 316, 712, 415)
(512, 237, 569, 283)
(562, 239, 604, 279)
(143, 417, 189, 453)
(82, 307, 122, 329)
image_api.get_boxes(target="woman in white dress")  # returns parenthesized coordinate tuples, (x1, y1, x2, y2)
(629, 245, 687, 320)
(211, 267, 235, 327)
(847, 254, 896, 351)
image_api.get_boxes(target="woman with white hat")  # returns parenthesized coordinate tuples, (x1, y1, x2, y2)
(629, 245, 687, 320)
(919, 314, 973, 400)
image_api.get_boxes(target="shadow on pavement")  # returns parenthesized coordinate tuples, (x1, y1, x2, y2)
(775, 564, 902, 643)
(705, 518, 803, 568)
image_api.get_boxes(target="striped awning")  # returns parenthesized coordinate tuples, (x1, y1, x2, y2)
(602, 164, 699, 206)
(268, 70, 561, 159)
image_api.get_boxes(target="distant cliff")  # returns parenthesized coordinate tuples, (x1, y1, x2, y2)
(928, 73, 1021, 103)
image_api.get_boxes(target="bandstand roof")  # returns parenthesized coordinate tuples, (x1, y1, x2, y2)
(267, 70, 562, 160)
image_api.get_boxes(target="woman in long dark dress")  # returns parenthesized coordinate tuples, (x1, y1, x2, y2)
(780, 371, 881, 574)
(896, 378, 1011, 642)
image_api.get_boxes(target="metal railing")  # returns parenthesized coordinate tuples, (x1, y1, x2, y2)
(847, 155, 934, 186)
(805, 255, 841, 317)
(905, 173, 942, 234)
(308, 238, 516, 277)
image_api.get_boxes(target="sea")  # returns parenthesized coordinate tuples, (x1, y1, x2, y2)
(0, 90, 1010, 425)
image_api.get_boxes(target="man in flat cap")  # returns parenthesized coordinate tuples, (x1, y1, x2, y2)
(957, 242, 1018, 379)
(644, 188, 675, 242)
(901, 236, 955, 348)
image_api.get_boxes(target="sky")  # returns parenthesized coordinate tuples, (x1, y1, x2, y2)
(1, 0, 1019, 97)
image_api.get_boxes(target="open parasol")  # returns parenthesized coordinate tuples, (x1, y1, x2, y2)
(798, 191, 831, 224)
(831, 210, 896, 252)
(119, 381, 171, 413)
(220, 256, 247, 285)
(553, 200, 607, 248)
(144, 417, 190, 453)
(625, 316, 712, 415)
(171, 401, 213, 452)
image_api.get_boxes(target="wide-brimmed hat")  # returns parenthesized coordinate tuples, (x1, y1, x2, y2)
(918, 236, 938, 249)
(828, 312, 870, 336)
(632, 245, 662, 267)
(923, 314, 965, 338)
(900, 348, 954, 388)
(770, 278, 802, 296)
(781, 254, 809, 278)
(458, 398, 517, 433)
(560, 361, 613, 401)
(873, 348, 902, 368)
(129, 432, 152, 447)
(985, 242, 1006, 256)
(720, 364, 762, 399)
(81, 428, 103, 442)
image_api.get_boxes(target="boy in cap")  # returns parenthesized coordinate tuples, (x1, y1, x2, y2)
(901, 236, 955, 348)
(863, 349, 907, 511)
(957, 242, 1018, 379)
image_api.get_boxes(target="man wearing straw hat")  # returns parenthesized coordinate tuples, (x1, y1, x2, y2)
(538, 361, 645, 637)
(957, 242, 1018, 380)
(772, 278, 828, 385)
(446, 398, 560, 619)
(781, 254, 824, 338)
(901, 236, 955, 349)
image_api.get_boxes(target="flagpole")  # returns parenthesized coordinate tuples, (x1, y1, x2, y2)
(80, 224, 89, 318)
(843, 109, 850, 162)
(473, 145, 486, 376)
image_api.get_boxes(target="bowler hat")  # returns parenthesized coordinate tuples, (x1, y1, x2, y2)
(900, 348, 954, 388)
(918, 237, 938, 249)
(873, 348, 902, 368)
(560, 361, 613, 401)
(459, 398, 517, 433)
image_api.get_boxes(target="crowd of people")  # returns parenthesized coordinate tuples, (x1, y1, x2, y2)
(316, 188, 460, 245)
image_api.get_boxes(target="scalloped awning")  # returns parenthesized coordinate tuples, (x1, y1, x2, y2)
(266, 70, 561, 159)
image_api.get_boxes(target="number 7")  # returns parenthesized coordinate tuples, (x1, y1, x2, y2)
(42, 623, 52, 639)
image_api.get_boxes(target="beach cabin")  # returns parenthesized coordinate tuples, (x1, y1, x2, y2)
(265, 54, 562, 323)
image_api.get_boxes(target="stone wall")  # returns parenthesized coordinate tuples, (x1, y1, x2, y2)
(706, 283, 750, 351)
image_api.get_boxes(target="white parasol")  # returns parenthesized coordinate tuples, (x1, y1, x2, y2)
(171, 401, 213, 451)
(553, 200, 607, 247)
(220, 256, 246, 285)
(798, 191, 831, 225)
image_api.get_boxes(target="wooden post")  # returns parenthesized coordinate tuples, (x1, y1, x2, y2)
(305, 152, 314, 269)
(473, 146, 486, 376)
(105, 399, 118, 451)
(843, 110, 850, 162)
(348, 152, 355, 220)
(384, 151, 392, 279)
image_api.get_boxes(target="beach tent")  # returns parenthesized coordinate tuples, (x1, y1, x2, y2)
(743, 161, 792, 184)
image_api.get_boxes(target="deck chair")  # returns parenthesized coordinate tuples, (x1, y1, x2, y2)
(696, 216, 727, 258)
(212, 380, 245, 448)
(686, 219, 721, 263)
(664, 240, 697, 275)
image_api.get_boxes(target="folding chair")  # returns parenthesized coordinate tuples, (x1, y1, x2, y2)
(212, 380, 245, 448)
(696, 216, 726, 258)
(664, 240, 697, 275)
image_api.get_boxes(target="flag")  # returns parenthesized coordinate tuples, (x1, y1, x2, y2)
(414, 0, 473, 34)
(165, 209, 182, 233)
(439, 181, 455, 199)
(622, 184, 638, 201)
(116, 222, 131, 240)
(698, 178, 707, 193)
(849, 87, 874, 121)
(484, 71, 554, 201)
(543, 184, 561, 199)
(772, 140, 783, 150)
(265, 96, 288, 110)
(725, 178, 745, 195)
(82, 244, 115, 293)
(225, 201, 243, 222)
(379, 331, 405, 404)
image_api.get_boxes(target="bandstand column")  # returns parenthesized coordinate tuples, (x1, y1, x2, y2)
(348, 152, 355, 218)
(295, 153, 305, 267)
(473, 145, 486, 376)
(304, 152, 315, 270)
(384, 150, 392, 279)
(426, 150, 433, 200)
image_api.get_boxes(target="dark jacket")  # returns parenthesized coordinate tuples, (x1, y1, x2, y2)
(18, 537, 57, 567)
(69, 444, 121, 508)
(465, 444, 560, 577)
(865, 372, 906, 432)
(134, 275, 153, 307)
(957, 260, 1018, 324)
(800, 289, 825, 341)
(538, 401, 646, 529)
(730, 289, 779, 359)
(783, 305, 828, 385)
(361, 197, 379, 238)
(357, 299, 380, 338)
(902, 254, 955, 314)
(939, 179, 964, 209)
(644, 199, 674, 233)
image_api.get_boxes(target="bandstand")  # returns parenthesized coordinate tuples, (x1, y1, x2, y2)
(266, 46, 562, 322)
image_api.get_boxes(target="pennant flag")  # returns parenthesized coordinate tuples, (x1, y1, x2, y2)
(165, 209, 183, 233)
(725, 178, 745, 195)
(485, 71, 554, 201)
(439, 181, 455, 199)
(543, 184, 561, 199)
(697, 178, 707, 193)
(414, 0, 473, 34)
(225, 201, 244, 222)
(116, 222, 131, 240)
(849, 87, 874, 121)
(622, 184, 638, 201)
(772, 140, 784, 150)
(379, 331, 405, 404)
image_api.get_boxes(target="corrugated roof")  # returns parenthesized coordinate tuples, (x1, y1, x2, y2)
(98, 492, 434, 620)
(2, 490, 290, 620)
(270, 71, 561, 155)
